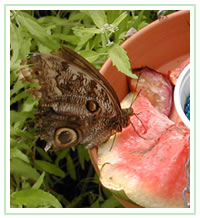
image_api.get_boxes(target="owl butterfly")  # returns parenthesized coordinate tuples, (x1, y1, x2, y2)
(20, 47, 133, 152)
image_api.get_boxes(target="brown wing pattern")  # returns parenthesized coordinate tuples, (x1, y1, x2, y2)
(20, 47, 130, 151)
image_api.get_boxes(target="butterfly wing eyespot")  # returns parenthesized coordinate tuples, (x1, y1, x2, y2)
(55, 128, 78, 149)
(86, 100, 99, 113)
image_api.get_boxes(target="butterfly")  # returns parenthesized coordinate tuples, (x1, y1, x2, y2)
(20, 46, 133, 151)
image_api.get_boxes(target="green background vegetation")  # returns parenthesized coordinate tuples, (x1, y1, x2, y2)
(10, 10, 174, 208)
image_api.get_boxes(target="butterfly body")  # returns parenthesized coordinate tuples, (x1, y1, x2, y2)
(20, 47, 133, 151)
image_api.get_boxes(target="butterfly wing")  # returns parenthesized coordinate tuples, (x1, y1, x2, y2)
(20, 47, 125, 151)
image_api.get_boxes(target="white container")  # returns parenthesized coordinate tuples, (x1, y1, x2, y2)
(174, 64, 190, 128)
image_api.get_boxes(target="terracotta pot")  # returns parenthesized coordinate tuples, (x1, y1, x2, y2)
(89, 10, 190, 208)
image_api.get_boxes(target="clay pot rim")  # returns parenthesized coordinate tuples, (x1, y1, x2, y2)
(100, 10, 190, 75)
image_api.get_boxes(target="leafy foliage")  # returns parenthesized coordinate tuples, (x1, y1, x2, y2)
(10, 10, 174, 208)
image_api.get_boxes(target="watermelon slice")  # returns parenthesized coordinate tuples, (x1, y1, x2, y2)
(129, 67, 173, 116)
(168, 57, 190, 85)
(98, 93, 190, 208)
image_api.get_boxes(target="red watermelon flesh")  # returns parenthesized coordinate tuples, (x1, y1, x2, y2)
(98, 94, 190, 208)
(168, 57, 190, 85)
(129, 67, 173, 116)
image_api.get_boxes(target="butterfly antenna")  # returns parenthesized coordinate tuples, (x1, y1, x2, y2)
(130, 70, 147, 134)
(130, 120, 146, 140)
(133, 112, 147, 134)
(130, 88, 142, 109)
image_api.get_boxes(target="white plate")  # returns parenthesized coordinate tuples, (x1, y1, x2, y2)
(174, 64, 190, 128)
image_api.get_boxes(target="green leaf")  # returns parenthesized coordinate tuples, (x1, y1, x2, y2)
(55, 149, 69, 166)
(52, 34, 79, 45)
(138, 21, 149, 30)
(101, 33, 107, 48)
(78, 50, 103, 63)
(72, 26, 95, 50)
(18, 32, 32, 60)
(90, 34, 102, 50)
(10, 158, 40, 180)
(16, 12, 59, 51)
(101, 195, 123, 208)
(66, 155, 76, 180)
(22, 181, 31, 190)
(10, 110, 34, 125)
(108, 44, 137, 79)
(77, 146, 89, 170)
(10, 80, 25, 97)
(112, 11, 128, 28)
(11, 189, 62, 208)
(133, 10, 145, 30)
(106, 10, 121, 23)
(36, 147, 52, 162)
(20, 95, 38, 112)
(10, 70, 18, 86)
(10, 92, 29, 105)
(72, 27, 101, 34)
(10, 23, 21, 68)
(66, 195, 83, 208)
(38, 43, 52, 54)
(10, 137, 30, 150)
(10, 147, 30, 163)
(91, 199, 100, 208)
(35, 160, 66, 178)
(77, 35, 95, 51)
(68, 11, 86, 21)
(38, 16, 69, 26)
(10, 126, 34, 139)
(32, 172, 45, 190)
(87, 10, 107, 28)
(10, 137, 17, 147)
